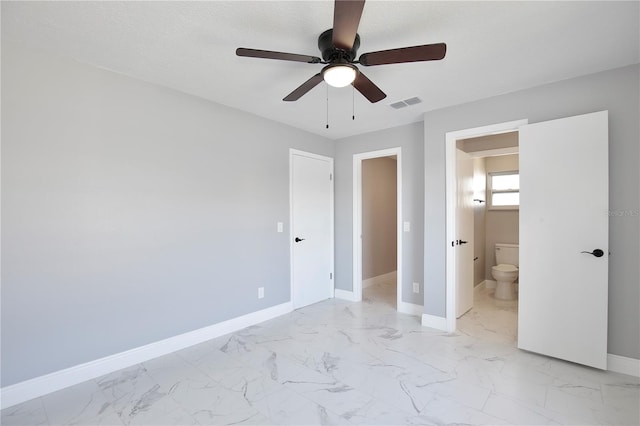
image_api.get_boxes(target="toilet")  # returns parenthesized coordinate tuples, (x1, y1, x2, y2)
(491, 243, 519, 300)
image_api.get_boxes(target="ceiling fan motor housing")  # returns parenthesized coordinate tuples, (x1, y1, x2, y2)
(318, 29, 360, 63)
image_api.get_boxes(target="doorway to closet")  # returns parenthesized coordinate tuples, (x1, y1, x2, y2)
(352, 147, 402, 311)
(361, 156, 398, 308)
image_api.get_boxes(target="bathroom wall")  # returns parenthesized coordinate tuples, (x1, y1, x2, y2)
(460, 132, 519, 286)
(362, 157, 397, 280)
(462, 132, 518, 153)
(473, 158, 487, 286)
(484, 154, 520, 278)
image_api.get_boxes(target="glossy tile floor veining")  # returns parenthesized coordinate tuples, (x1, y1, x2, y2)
(3, 281, 638, 425)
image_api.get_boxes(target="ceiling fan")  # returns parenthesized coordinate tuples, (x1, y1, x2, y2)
(236, 0, 446, 103)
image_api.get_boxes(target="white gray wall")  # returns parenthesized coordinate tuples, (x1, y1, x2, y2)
(362, 157, 397, 280)
(424, 64, 640, 359)
(1, 43, 334, 386)
(334, 123, 424, 305)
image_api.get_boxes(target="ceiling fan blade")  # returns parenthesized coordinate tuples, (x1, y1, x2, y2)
(283, 73, 324, 101)
(332, 0, 366, 50)
(352, 71, 386, 103)
(236, 48, 322, 64)
(359, 43, 447, 66)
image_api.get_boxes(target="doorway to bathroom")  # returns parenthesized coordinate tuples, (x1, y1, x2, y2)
(444, 113, 610, 370)
(455, 133, 521, 345)
(444, 119, 525, 339)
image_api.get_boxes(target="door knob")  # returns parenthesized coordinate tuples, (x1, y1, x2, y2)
(581, 249, 604, 257)
(457, 240, 468, 245)
(294, 237, 305, 243)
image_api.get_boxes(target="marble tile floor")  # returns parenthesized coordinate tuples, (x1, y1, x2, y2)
(3, 281, 638, 425)
(457, 284, 519, 347)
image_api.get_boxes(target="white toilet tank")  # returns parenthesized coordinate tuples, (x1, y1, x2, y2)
(495, 243, 519, 266)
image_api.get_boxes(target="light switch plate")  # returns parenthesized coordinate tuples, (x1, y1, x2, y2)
(413, 282, 420, 293)
(277, 222, 283, 233)
(258, 287, 264, 299)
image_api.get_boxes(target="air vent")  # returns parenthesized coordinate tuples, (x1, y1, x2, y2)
(390, 101, 408, 109)
(389, 97, 422, 110)
(404, 97, 422, 105)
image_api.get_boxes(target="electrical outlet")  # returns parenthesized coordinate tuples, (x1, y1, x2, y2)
(258, 287, 264, 299)
(403, 221, 411, 232)
(413, 282, 420, 294)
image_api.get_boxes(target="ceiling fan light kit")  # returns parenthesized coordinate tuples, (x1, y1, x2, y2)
(322, 64, 357, 87)
(236, 0, 446, 106)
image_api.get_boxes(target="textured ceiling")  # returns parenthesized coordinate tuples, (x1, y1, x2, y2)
(2, 1, 639, 140)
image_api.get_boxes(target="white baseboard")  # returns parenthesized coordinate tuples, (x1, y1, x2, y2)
(607, 353, 640, 377)
(333, 288, 360, 302)
(485, 279, 497, 289)
(362, 270, 397, 289)
(421, 313, 448, 331)
(474, 280, 487, 291)
(398, 301, 423, 316)
(334, 288, 359, 302)
(0, 301, 293, 410)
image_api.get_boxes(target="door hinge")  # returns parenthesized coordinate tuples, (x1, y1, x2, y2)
(330, 272, 333, 279)
(329, 173, 332, 181)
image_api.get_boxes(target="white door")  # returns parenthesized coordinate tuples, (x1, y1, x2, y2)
(518, 111, 608, 369)
(456, 148, 474, 317)
(291, 151, 334, 309)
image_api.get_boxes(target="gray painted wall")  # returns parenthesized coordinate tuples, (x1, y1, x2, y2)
(362, 157, 397, 280)
(335, 123, 424, 305)
(424, 64, 640, 359)
(1, 43, 334, 386)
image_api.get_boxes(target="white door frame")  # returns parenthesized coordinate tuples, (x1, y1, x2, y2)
(445, 119, 527, 332)
(353, 147, 402, 309)
(289, 149, 335, 307)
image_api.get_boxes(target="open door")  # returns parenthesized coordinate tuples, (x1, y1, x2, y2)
(456, 148, 474, 318)
(518, 111, 608, 369)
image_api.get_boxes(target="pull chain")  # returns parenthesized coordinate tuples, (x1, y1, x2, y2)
(326, 84, 329, 129)
(352, 85, 356, 120)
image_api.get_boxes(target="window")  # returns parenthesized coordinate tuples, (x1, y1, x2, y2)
(489, 171, 519, 209)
